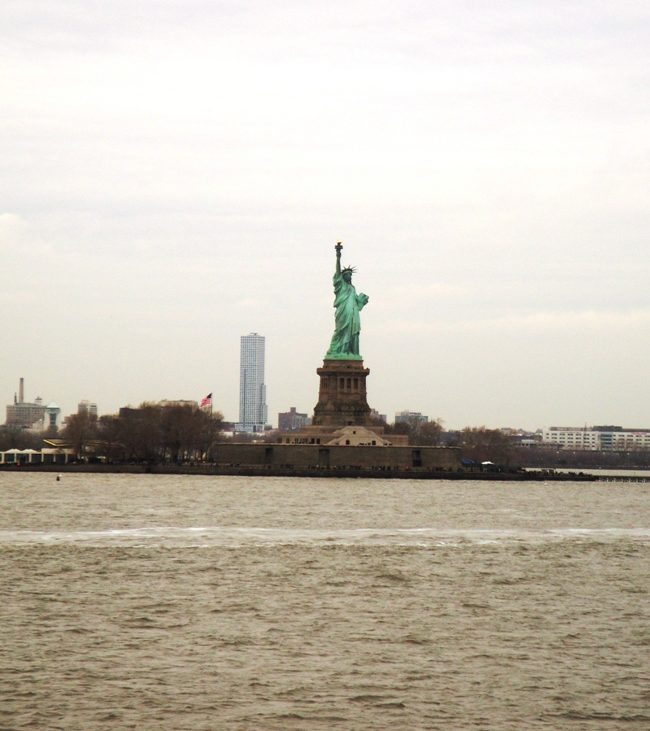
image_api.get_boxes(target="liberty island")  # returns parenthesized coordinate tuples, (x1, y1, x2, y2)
(1, 242, 597, 479)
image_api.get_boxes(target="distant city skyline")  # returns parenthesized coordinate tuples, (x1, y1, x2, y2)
(2, 2, 649, 429)
(5, 370, 650, 438)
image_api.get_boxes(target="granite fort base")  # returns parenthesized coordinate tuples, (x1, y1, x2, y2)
(312, 359, 372, 427)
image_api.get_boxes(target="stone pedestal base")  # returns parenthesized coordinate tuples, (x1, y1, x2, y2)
(312, 359, 372, 427)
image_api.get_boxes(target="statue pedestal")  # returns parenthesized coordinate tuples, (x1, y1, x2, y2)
(312, 359, 372, 427)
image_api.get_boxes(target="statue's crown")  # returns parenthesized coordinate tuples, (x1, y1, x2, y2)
(341, 265, 356, 274)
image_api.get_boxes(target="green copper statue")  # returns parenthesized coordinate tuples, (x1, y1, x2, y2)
(325, 242, 369, 361)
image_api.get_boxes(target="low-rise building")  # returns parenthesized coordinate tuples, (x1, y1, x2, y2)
(0, 447, 74, 465)
(542, 426, 650, 451)
(278, 407, 310, 431)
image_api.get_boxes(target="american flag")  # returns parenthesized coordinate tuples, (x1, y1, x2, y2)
(200, 393, 212, 408)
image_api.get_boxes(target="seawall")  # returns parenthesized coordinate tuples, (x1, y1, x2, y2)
(1, 463, 598, 481)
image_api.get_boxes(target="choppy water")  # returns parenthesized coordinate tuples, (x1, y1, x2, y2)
(2, 473, 649, 730)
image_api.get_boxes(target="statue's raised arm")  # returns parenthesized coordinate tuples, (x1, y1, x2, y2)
(325, 242, 369, 361)
(335, 241, 342, 275)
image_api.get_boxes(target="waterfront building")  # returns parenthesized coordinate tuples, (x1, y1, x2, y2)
(542, 426, 650, 451)
(0, 447, 74, 465)
(278, 407, 310, 432)
(239, 333, 268, 432)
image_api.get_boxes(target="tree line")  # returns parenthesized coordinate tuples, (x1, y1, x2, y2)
(382, 417, 514, 464)
(63, 403, 225, 463)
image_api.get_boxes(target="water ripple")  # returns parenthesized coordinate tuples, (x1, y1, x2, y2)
(2, 525, 649, 547)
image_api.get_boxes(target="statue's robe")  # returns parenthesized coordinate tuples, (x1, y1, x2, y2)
(326, 271, 368, 356)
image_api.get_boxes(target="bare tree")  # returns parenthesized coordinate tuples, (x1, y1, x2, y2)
(0, 426, 42, 451)
(117, 404, 163, 463)
(415, 420, 444, 446)
(100, 404, 225, 464)
(459, 427, 513, 466)
(62, 411, 97, 460)
(96, 415, 126, 463)
(385, 417, 444, 445)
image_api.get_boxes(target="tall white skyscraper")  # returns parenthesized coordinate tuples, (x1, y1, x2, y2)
(239, 332, 268, 432)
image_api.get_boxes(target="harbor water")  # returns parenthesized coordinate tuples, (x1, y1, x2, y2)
(2, 472, 649, 730)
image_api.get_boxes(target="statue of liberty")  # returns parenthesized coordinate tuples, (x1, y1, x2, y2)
(325, 242, 369, 361)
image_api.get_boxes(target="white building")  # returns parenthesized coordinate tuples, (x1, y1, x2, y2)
(395, 410, 428, 425)
(542, 426, 650, 451)
(5, 378, 60, 430)
(77, 400, 98, 418)
(6, 398, 46, 428)
(238, 333, 268, 432)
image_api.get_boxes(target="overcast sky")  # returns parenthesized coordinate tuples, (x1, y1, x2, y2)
(2, 0, 649, 430)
